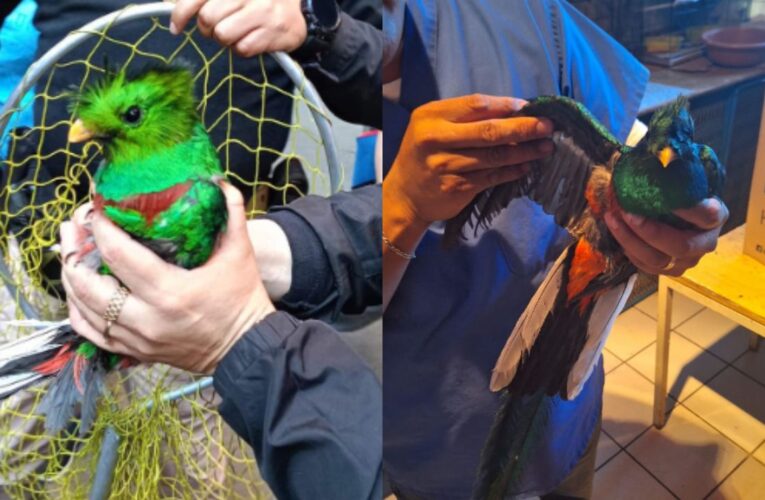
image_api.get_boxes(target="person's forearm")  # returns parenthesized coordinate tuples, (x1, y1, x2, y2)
(246, 219, 292, 301)
(213, 311, 382, 500)
(382, 180, 428, 310)
(259, 186, 381, 321)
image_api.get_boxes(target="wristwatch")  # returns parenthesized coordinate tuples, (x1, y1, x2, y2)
(291, 0, 342, 62)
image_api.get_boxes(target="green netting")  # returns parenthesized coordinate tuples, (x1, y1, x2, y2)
(0, 5, 339, 499)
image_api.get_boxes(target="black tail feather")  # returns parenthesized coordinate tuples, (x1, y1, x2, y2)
(473, 392, 554, 499)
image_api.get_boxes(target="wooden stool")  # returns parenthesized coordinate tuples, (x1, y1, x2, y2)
(653, 225, 765, 428)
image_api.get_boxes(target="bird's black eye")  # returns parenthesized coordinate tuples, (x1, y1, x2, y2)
(122, 106, 142, 124)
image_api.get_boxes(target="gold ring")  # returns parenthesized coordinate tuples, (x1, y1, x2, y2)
(661, 256, 677, 273)
(103, 285, 130, 336)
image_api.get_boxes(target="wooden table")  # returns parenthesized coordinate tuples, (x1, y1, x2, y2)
(653, 225, 765, 428)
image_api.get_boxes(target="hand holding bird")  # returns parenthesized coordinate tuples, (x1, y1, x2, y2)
(0, 63, 264, 434)
(385, 94, 555, 228)
(605, 197, 728, 276)
(170, 0, 307, 57)
(61, 182, 275, 375)
(445, 95, 728, 499)
(382, 94, 555, 308)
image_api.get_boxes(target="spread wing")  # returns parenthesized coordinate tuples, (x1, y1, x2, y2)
(443, 96, 626, 244)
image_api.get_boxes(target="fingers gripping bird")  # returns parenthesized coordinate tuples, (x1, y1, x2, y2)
(444, 96, 725, 499)
(0, 64, 227, 435)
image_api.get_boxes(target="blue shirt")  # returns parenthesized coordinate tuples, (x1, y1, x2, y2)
(383, 1, 648, 497)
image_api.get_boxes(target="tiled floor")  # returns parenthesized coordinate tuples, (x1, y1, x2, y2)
(595, 292, 765, 499)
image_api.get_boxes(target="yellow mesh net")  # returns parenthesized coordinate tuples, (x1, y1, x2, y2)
(0, 7, 338, 499)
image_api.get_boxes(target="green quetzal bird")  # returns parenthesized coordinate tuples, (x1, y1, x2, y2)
(0, 63, 227, 434)
(442, 96, 725, 499)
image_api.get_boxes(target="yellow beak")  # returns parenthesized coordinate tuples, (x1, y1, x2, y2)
(68, 119, 95, 143)
(658, 146, 676, 168)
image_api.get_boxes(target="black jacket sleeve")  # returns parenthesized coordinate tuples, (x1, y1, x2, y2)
(214, 311, 382, 500)
(301, 13, 382, 129)
(264, 184, 381, 322)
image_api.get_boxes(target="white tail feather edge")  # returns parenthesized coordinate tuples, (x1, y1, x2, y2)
(0, 320, 71, 369)
(0, 372, 43, 399)
(566, 274, 637, 399)
(489, 248, 570, 392)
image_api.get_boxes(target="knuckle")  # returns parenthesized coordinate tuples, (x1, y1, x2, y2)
(141, 328, 160, 343)
(213, 25, 232, 45)
(274, 19, 287, 33)
(676, 238, 693, 256)
(411, 105, 428, 121)
(480, 122, 500, 143)
(440, 177, 462, 194)
(158, 293, 181, 312)
(197, 10, 213, 29)
(70, 276, 92, 302)
(413, 123, 437, 147)
(466, 94, 491, 113)
(98, 243, 122, 266)
(235, 40, 252, 56)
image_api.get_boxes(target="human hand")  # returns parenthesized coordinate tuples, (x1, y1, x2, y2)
(383, 94, 554, 230)
(60, 183, 276, 374)
(604, 197, 729, 276)
(170, 0, 307, 56)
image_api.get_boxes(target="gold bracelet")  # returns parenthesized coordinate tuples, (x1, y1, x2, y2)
(382, 232, 416, 260)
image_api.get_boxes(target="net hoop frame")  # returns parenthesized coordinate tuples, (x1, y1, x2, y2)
(0, 1, 342, 320)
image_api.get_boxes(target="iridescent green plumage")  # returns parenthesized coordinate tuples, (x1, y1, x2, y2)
(77, 64, 227, 269)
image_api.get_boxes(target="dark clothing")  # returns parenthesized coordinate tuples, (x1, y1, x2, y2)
(219, 186, 381, 497)
(266, 184, 381, 322)
(339, 0, 382, 28)
(214, 311, 382, 500)
(302, 12, 382, 129)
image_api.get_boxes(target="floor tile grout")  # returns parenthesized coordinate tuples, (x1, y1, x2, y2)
(621, 447, 681, 499)
(668, 304, 706, 330)
(605, 302, 765, 498)
(727, 351, 765, 393)
(702, 437, 765, 499)
(672, 398, 752, 455)
(672, 328, 747, 367)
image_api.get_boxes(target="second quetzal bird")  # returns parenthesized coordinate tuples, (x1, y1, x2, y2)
(443, 96, 725, 499)
(0, 63, 227, 434)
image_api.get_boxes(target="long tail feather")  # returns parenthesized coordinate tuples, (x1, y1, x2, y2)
(0, 321, 73, 374)
(473, 392, 554, 499)
(566, 274, 636, 399)
(0, 372, 44, 399)
(0, 320, 108, 435)
(490, 247, 570, 392)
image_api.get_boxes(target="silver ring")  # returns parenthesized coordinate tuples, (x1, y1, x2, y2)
(661, 256, 677, 273)
(103, 285, 130, 336)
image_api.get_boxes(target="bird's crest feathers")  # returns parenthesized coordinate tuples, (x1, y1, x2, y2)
(71, 61, 199, 163)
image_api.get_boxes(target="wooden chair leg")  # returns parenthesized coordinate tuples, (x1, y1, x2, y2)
(654, 280, 673, 429)
(750, 333, 761, 352)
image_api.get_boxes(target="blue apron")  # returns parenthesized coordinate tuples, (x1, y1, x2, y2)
(383, 1, 648, 497)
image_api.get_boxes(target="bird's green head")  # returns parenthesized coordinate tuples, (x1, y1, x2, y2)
(642, 96, 695, 168)
(69, 63, 198, 163)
